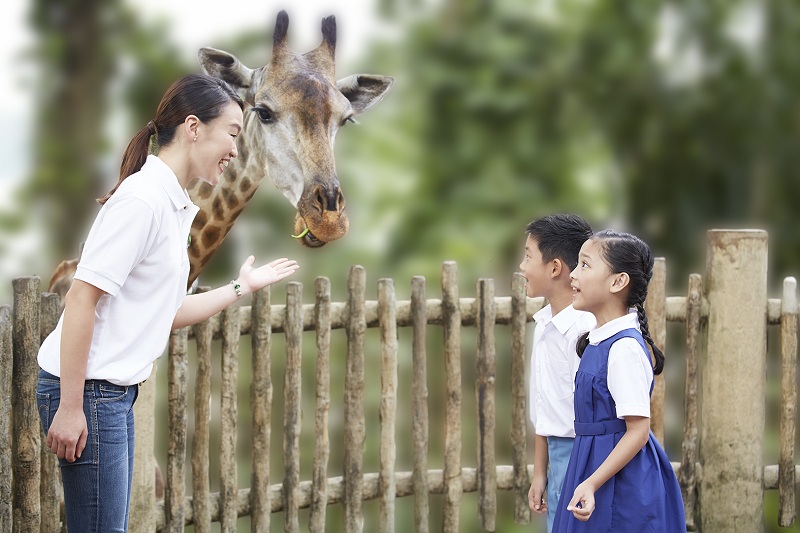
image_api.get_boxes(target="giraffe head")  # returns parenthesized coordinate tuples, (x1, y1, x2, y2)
(198, 11, 393, 248)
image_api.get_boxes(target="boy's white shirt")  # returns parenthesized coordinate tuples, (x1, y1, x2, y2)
(529, 303, 596, 437)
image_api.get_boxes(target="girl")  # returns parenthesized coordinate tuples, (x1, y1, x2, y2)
(552, 230, 685, 532)
(36, 74, 299, 532)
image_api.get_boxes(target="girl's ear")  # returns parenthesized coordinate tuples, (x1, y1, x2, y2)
(609, 272, 630, 294)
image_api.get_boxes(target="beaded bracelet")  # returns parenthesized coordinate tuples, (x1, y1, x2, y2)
(230, 280, 242, 298)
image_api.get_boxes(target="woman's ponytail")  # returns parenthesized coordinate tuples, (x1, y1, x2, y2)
(97, 122, 155, 205)
(576, 331, 590, 358)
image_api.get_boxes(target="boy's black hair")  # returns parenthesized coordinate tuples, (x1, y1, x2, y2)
(525, 214, 593, 271)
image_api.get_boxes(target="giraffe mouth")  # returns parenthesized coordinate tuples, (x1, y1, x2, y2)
(292, 216, 327, 248)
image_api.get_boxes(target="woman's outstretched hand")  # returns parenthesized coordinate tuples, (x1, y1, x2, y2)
(236, 256, 299, 295)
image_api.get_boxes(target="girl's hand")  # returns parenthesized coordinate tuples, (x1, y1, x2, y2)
(566, 481, 596, 522)
(528, 474, 547, 514)
(236, 256, 299, 295)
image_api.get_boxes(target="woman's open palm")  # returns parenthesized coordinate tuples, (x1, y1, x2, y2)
(237, 256, 299, 294)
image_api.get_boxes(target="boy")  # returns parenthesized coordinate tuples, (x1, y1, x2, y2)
(519, 214, 594, 532)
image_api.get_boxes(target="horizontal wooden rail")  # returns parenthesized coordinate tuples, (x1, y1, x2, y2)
(153, 463, 800, 529)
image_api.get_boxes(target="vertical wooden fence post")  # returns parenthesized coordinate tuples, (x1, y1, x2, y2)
(12, 277, 41, 533)
(284, 282, 303, 532)
(700, 230, 767, 533)
(646, 258, 666, 444)
(779, 277, 797, 527)
(679, 273, 703, 530)
(441, 262, 462, 533)
(378, 278, 398, 533)
(411, 276, 430, 532)
(251, 287, 272, 532)
(0, 305, 12, 532)
(510, 273, 529, 524)
(192, 316, 213, 533)
(311, 279, 332, 532)
(38, 293, 62, 533)
(344, 266, 366, 533)
(220, 306, 241, 531)
(165, 327, 189, 532)
(476, 278, 497, 532)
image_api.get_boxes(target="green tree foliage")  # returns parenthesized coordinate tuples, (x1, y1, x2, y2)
(340, 0, 800, 290)
(23, 0, 187, 263)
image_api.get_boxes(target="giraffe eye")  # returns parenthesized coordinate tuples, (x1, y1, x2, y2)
(253, 106, 275, 124)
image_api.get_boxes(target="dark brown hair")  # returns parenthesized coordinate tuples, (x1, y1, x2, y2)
(97, 74, 244, 204)
(575, 230, 666, 375)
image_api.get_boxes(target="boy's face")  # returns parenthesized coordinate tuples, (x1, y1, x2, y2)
(519, 235, 551, 298)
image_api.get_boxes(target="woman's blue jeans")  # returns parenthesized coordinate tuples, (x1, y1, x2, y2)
(36, 369, 138, 533)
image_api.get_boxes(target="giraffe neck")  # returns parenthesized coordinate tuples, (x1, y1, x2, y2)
(186, 113, 269, 283)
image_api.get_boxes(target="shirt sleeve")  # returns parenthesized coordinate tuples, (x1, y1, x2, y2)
(74, 197, 159, 296)
(607, 337, 653, 418)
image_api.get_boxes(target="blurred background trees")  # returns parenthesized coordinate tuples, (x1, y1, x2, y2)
(2, 0, 799, 531)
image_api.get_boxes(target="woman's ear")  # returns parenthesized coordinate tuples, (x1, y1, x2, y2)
(184, 115, 200, 141)
(609, 272, 630, 294)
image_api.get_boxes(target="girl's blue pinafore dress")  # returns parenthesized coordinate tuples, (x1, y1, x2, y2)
(552, 329, 686, 532)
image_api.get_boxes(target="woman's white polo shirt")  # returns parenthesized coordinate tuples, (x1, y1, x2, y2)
(38, 155, 200, 386)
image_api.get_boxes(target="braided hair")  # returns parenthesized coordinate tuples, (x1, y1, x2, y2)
(575, 230, 665, 375)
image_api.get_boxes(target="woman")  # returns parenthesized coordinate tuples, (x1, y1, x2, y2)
(36, 74, 299, 532)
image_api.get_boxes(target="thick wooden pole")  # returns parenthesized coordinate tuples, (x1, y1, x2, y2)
(12, 277, 41, 533)
(192, 317, 213, 533)
(700, 230, 767, 533)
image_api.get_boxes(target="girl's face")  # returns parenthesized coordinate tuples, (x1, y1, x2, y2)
(570, 238, 614, 315)
(519, 235, 551, 299)
(190, 101, 243, 186)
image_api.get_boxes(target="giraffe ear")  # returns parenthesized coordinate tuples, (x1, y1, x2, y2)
(199, 47, 255, 95)
(336, 75, 394, 116)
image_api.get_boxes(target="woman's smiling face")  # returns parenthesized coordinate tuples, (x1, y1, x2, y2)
(190, 101, 243, 186)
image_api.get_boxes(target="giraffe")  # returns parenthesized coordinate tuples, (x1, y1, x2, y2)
(48, 10, 394, 299)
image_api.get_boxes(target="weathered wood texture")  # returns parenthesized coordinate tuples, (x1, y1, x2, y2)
(679, 273, 703, 530)
(378, 278, 398, 533)
(779, 277, 797, 527)
(647, 258, 667, 444)
(311, 279, 331, 533)
(4, 230, 799, 533)
(441, 262, 462, 533)
(700, 230, 768, 533)
(475, 279, 497, 532)
(12, 277, 41, 533)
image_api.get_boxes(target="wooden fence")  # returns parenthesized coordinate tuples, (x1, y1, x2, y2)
(1, 229, 797, 532)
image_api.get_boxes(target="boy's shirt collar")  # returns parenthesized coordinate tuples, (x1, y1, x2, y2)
(533, 303, 585, 335)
